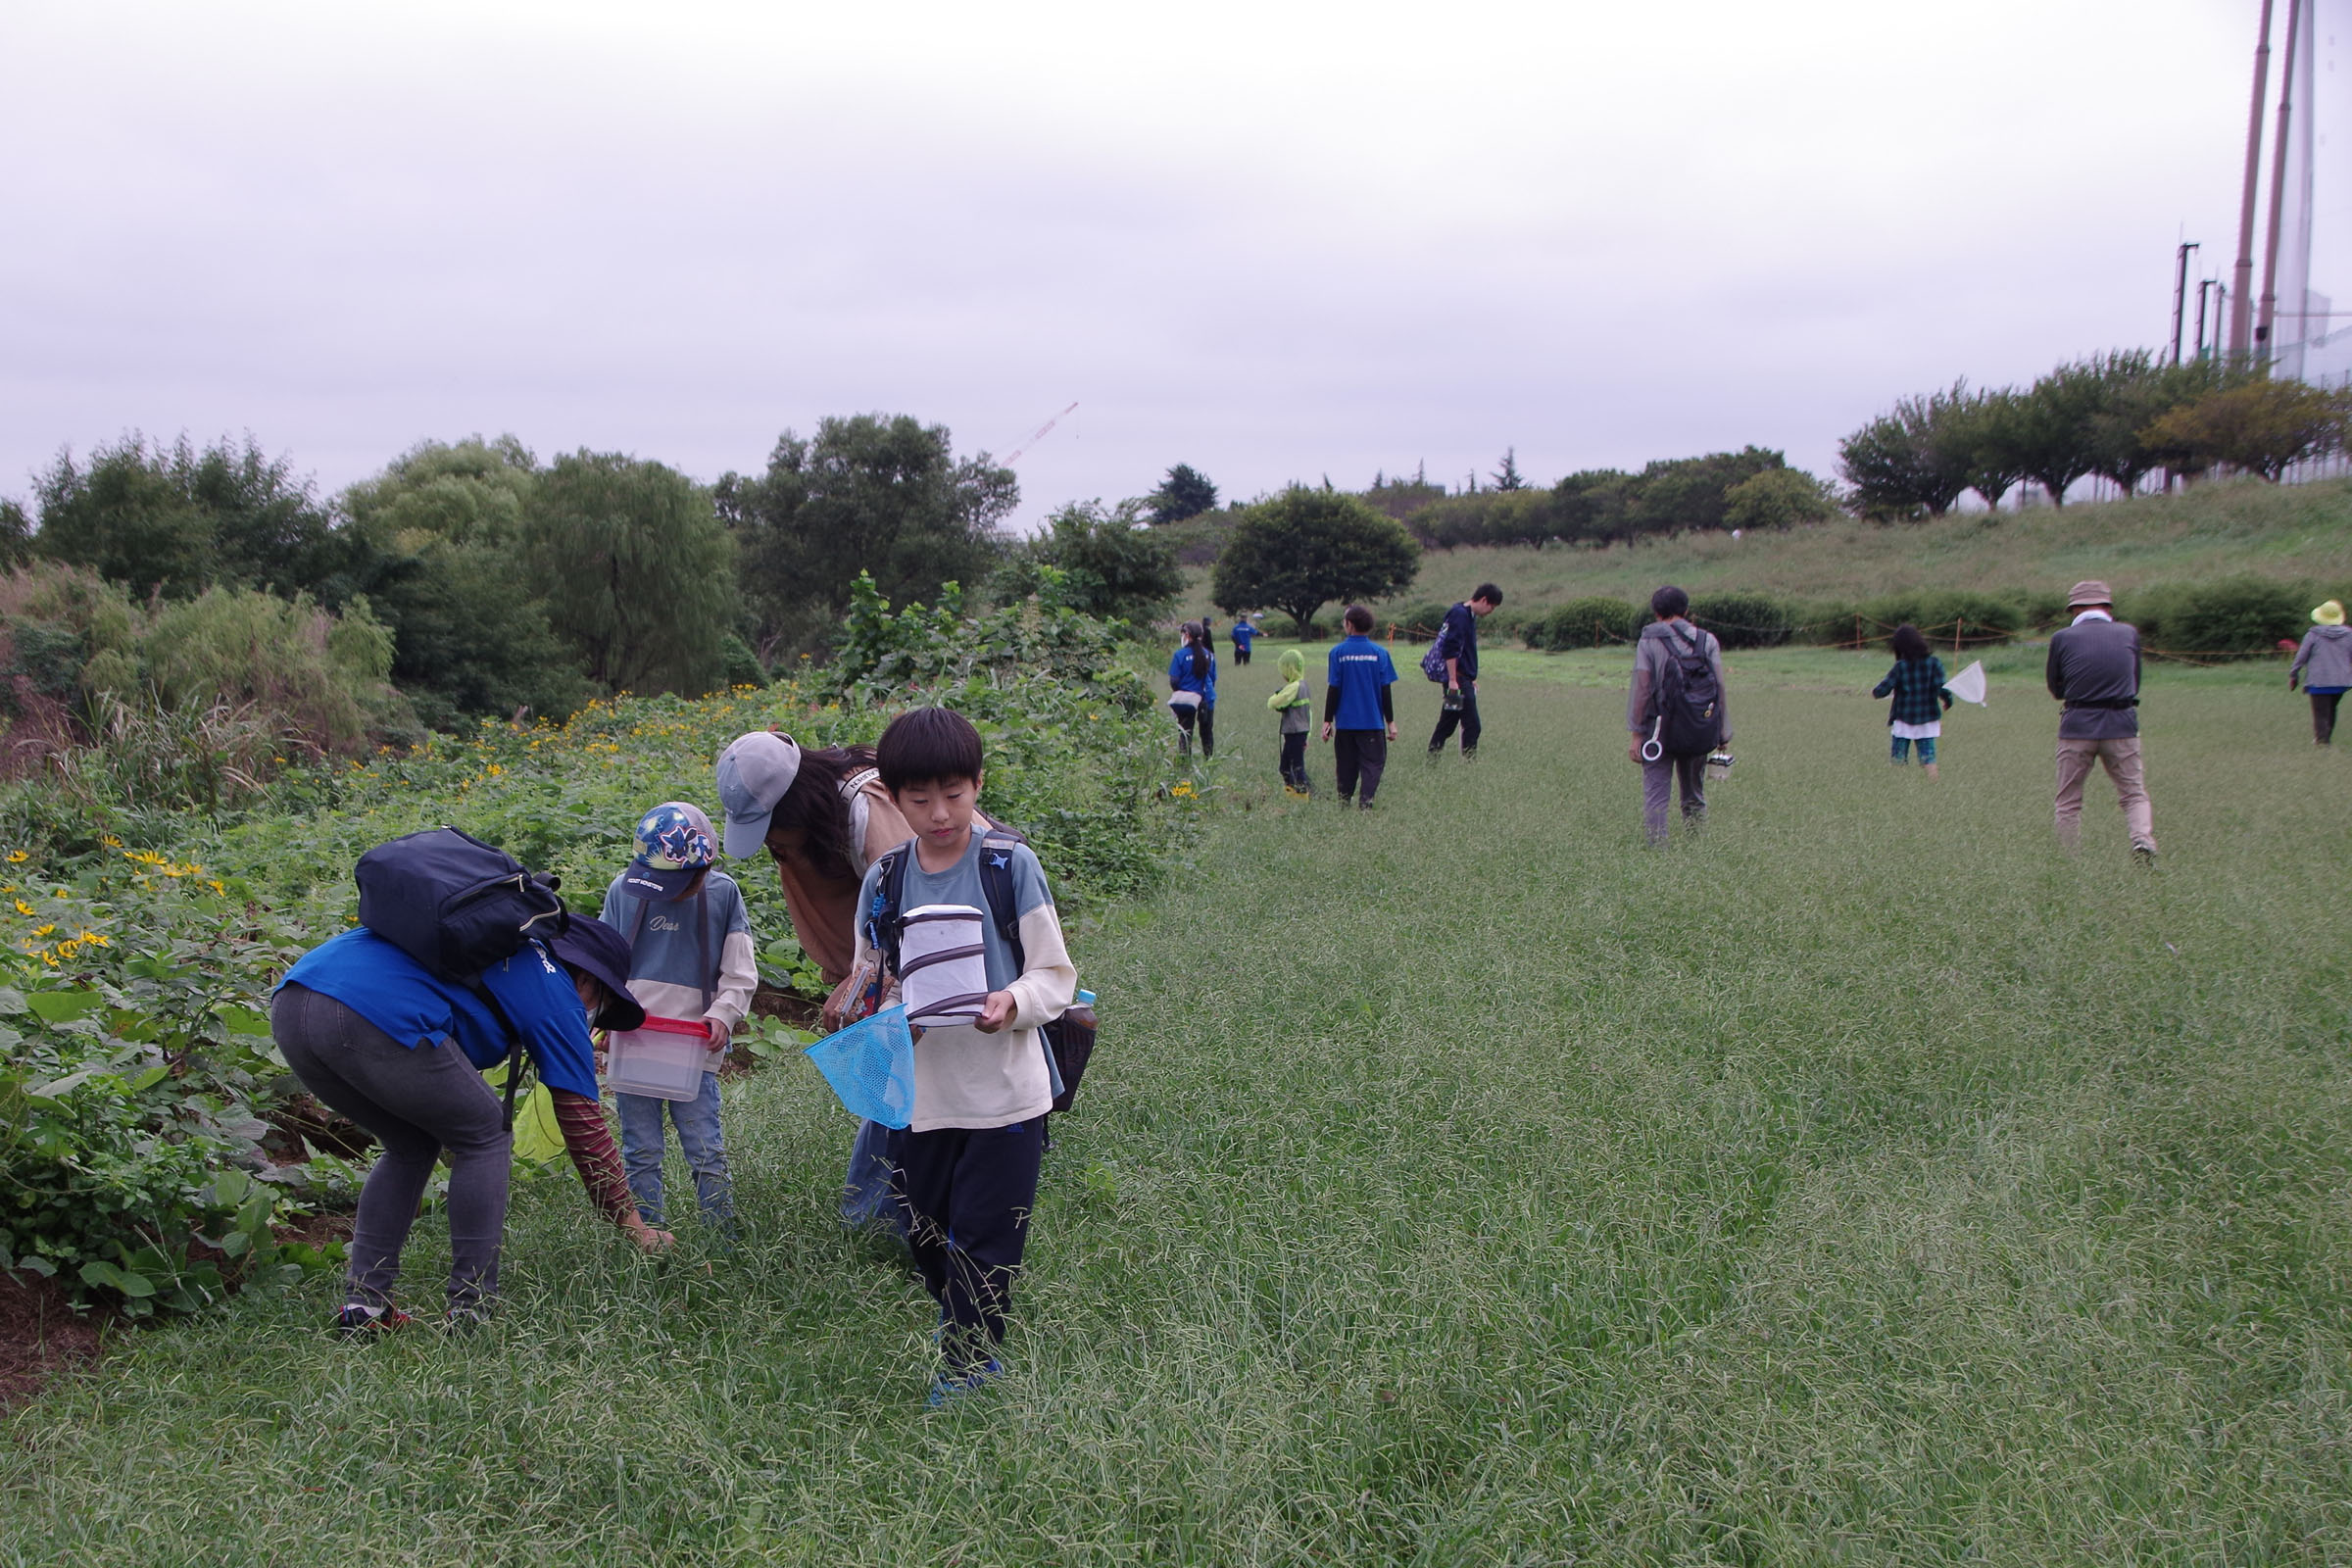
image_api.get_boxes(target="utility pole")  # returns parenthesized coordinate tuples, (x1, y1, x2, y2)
(2172, 241, 2200, 364)
(2230, 0, 2278, 363)
(2196, 278, 2216, 358)
(2256, 0, 2306, 364)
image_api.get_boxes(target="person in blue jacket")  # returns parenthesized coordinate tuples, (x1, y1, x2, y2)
(272, 915, 672, 1334)
(1322, 604, 1400, 807)
(1167, 620, 1218, 758)
(1229, 614, 1259, 666)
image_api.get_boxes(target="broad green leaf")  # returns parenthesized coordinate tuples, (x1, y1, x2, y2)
(0, 987, 26, 1015)
(78, 1258, 126, 1291)
(219, 1005, 272, 1037)
(26, 1070, 96, 1099)
(26, 990, 102, 1023)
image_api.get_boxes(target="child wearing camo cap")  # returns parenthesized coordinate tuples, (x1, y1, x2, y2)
(598, 802, 759, 1234)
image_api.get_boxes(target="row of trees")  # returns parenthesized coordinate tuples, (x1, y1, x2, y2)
(1385, 447, 1839, 552)
(1839, 354, 2352, 518)
(7, 417, 1123, 732)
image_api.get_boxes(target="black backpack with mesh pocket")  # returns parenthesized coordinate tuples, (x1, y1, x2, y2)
(1653, 622, 1723, 757)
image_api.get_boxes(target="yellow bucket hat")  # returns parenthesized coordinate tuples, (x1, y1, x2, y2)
(2317, 601, 2347, 626)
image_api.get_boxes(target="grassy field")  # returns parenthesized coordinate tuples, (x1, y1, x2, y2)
(1178, 476, 2352, 626)
(6, 646, 2350, 1564)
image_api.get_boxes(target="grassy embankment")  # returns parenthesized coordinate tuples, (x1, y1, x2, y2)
(1177, 475, 2352, 627)
(5, 647, 2348, 1563)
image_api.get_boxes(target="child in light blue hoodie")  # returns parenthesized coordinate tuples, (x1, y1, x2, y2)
(599, 802, 759, 1231)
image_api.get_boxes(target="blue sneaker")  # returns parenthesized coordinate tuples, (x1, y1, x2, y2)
(925, 1359, 1003, 1408)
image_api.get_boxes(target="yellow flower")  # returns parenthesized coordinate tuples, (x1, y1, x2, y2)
(12, 901, 31, 916)
(78, 930, 107, 947)
(207, 881, 224, 898)
(100, 835, 121, 849)
(4, 851, 24, 864)
(32, 924, 54, 938)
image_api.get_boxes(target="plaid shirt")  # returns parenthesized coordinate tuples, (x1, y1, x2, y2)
(1873, 656, 1951, 725)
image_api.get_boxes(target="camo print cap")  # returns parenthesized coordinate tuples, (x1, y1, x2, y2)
(621, 802, 716, 900)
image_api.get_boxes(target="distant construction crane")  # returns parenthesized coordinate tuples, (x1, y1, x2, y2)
(1004, 402, 1078, 466)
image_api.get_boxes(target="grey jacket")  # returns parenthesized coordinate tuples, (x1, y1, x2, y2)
(2045, 614, 2142, 740)
(1627, 619, 1731, 743)
(2290, 624, 2352, 691)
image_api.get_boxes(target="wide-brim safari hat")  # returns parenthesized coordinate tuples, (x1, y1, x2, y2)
(2066, 579, 2114, 610)
(2315, 600, 2346, 626)
(548, 916, 648, 1034)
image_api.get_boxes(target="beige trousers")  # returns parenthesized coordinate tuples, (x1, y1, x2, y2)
(2054, 737, 2154, 853)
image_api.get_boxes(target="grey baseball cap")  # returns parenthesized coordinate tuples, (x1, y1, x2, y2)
(714, 731, 802, 858)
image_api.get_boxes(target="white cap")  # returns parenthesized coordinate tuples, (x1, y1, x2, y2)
(714, 731, 802, 858)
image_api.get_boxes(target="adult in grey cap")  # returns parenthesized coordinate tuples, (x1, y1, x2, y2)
(716, 729, 916, 1231)
(2045, 580, 2156, 862)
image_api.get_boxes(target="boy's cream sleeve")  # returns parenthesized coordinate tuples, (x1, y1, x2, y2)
(710, 929, 758, 1032)
(1006, 903, 1077, 1032)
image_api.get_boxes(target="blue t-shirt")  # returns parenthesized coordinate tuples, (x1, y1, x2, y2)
(1327, 635, 1397, 729)
(276, 927, 602, 1100)
(1231, 622, 1258, 650)
(1168, 644, 1218, 706)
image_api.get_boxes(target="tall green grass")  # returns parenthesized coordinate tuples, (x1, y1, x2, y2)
(5, 648, 2348, 1564)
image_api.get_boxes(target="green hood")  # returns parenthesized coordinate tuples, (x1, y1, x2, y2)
(1269, 647, 1310, 711)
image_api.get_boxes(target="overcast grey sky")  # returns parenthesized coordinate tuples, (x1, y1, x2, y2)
(0, 1, 2270, 528)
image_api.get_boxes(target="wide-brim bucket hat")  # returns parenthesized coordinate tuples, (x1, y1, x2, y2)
(2066, 579, 2114, 610)
(548, 916, 648, 1033)
(2315, 600, 2346, 626)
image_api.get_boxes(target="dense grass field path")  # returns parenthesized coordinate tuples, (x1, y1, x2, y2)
(6, 649, 2350, 1565)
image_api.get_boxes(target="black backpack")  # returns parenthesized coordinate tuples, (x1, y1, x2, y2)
(864, 827, 1095, 1116)
(355, 826, 570, 1127)
(1653, 623, 1723, 757)
(356, 826, 569, 981)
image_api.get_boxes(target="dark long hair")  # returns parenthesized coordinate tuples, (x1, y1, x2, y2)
(1889, 622, 1930, 662)
(1182, 621, 1209, 682)
(765, 743, 880, 884)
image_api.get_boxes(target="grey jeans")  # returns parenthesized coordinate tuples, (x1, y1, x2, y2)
(272, 983, 514, 1312)
(1642, 754, 1706, 843)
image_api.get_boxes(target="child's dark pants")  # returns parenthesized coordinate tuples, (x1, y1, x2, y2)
(887, 1118, 1045, 1367)
(1279, 729, 1308, 789)
(1334, 729, 1388, 804)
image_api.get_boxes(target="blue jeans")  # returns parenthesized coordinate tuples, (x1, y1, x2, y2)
(1890, 735, 1937, 764)
(842, 1118, 906, 1236)
(617, 1074, 733, 1228)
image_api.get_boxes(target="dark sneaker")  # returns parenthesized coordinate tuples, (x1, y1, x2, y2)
(334, 1302, 413, 1339)
(2132, 844, 2157, 867)
(442, 1303, 493, 1335)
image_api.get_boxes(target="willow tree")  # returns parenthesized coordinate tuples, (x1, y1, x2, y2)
(521, 451, 736, 696)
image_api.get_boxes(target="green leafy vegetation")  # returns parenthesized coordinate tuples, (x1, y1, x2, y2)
(0, 579, 1194, 1319)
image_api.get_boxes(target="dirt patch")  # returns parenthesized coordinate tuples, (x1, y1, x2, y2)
(0, 1273, 108, 1412)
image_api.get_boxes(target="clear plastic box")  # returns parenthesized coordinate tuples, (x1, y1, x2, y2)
(604, 1015, 713, 1102)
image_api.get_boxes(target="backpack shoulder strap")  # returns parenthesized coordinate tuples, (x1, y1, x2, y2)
(978, 829, 1028, 973)
(838, 766, 880, 801)
(466, 975, 529, 1131)
(865, 842, 912, 974)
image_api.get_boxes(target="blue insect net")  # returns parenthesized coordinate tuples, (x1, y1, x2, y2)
(805, 1004, 916, 1128)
